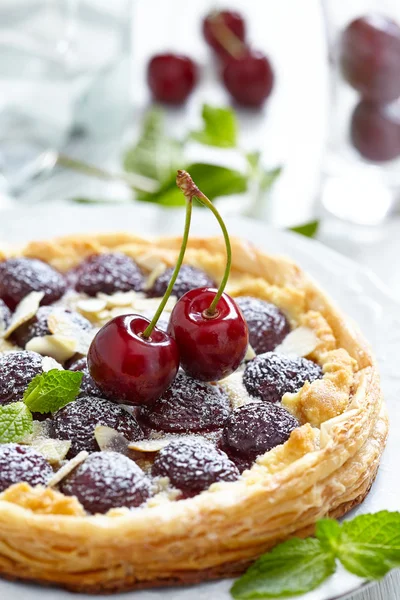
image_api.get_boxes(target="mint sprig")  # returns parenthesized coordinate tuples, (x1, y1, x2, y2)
(0, 369, 83, 444)
(0, 402, 33, 444)
(190, 104, 238, 148)
(231, 511, 400, 599)
(23, 370, 83, 414)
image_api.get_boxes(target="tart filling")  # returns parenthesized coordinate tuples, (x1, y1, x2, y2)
(0, 247, 359, 513)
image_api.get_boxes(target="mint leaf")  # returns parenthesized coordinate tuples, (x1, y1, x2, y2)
(260, 166, 282, 191)
(316, 518, 341, 554)
(0, 402, 33, 443)
(23, 369, 83, 414)
(335, 511, 400, 579)
(123, 108, 183, 184)
(230, 538, 336, 599)
(290, 220, 320, 238)
(139, 163, 248, 206)
(245, 152, 281, 192)
(190, 104, 238, 148)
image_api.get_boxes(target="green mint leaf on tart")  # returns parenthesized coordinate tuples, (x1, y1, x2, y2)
(230, 537, 336, 599)
(23, 369, 83, 414)
(315, 518, 341, 553)
(0, 402, 33, 443)
(123, 107, 184, 185)
(190, 104, 238, 148)
(290, 220, 320, 238)
(334, 511, 400, 579)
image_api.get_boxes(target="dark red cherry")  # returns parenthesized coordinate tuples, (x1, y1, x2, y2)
(138, 371, 231, 433)
(222, 403, 299, 463)
(60, 451, 151, 513)
(68, 357, 105, 398)
(167, 287, 248, 381)
(0, 350, 43, 405)
(0, 444, 53, 492)
(243, 352, 323, 404)
(68, 253, 144, 296)
(88, 314, 179, 405)
(51, 395, 144, 457)
(350, 99, 400, 162)
(147, 53, 198, 104)
(340, 15, 400, 102)
(152, 438, 239, 497)
(11, 306, 92, 349)
(222, 50, 274, 107)
(147, 264, 216, 300)
(203, 10, 246, 58)
(235, 296, 291, 354)
(0, 258, 66, 310)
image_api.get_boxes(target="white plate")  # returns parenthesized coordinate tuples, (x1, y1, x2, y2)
(0, 204, 398, 600)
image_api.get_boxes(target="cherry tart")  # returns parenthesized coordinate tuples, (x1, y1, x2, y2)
(0, 233, 386, 595)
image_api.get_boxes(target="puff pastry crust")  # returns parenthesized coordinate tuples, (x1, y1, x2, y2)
(0, 233, 388, 593)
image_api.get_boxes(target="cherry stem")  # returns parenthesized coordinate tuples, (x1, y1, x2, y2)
(142, 193, 192, 338)
(208, 12, 247, 59)
(176, 170, 231, 316)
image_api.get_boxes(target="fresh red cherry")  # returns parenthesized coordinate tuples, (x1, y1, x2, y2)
(222, 50, 274, 107)
(88, 315, 179, 406)
(168, 287, 248, 381)
(350, 99, 400, 162)
(147, 53, 198, 104)
(202, 10, 246, 58)
(340, 15, 400, 102)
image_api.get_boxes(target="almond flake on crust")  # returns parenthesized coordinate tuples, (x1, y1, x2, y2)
(143, 262, 167, 291)
(47, 309, 95, 354)
(26, 335, 77, 363)
(219, 370, 259, 409)
(274, 327, 319, 357)
(31, 438, 71, 464)
(42, 356, 64, 372)
(94, 425, 130, 454)
(97, 291, 137, 307)
(48, 451, 89, 488)
(76, 298, 107, 314)
(3, 291, 44, 338)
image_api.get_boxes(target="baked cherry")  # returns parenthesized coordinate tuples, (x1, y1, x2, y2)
(68, 357, 105, 398)
(51, 396, 144, 457)
(243, 352, 323, 404)
(203, 10, 246, 58)
(350, 99, 400, 162)
(88, 315, 179, 406)
(68, 253, 144, 296)
(138, 371, 231, 433)
(223, 50, 274, 107)
(168, 171, 248, 382)
(60, 451, 151, 514)
(0, 299, 11, 331)
(0, 350, 43, 405)
(147, 264, 216, 300)
(0, 444, 53, 492)
(222, 403, 299, 464)
(235, 296, 291, 354)
(12, 306, 92, 349)
(0, 258, 66, 310)
(152, 438, 239, 497)
(340, 15, 400, 102)
(147, 53, 198, 104)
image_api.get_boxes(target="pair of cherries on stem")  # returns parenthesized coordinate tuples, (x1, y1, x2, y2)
(88, 170, 249, 406)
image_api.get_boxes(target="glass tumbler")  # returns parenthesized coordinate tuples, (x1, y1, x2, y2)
(0, 0, 132, 193)
(322, 0, 400, 225)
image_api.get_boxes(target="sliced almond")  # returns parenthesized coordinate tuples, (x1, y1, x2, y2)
(3, 291, 44, 338)
(48, 309, 95, 354)
(143, 262, 167, 291)
(31, 438, 71, 464)
(275, 327, 318, 357)
(0, 339, 19, 352)
(219, 371, 257, 408)
(48, 451, 89, 488)
(94, 425, 130, 454)
(41, 356, 64, 372)
(76, 298, 107, 314)
(128, 438, 171, 453)
(26, 335, 77, 363)
(135, 253, 166, 273)
(97, 291, 136, 308)
(244, 344, 256, 362)
(20, 420, 50, 444)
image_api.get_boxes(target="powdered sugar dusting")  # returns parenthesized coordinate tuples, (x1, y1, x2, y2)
(235, 296, 291, 355)
(0, 443, 53, 492)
